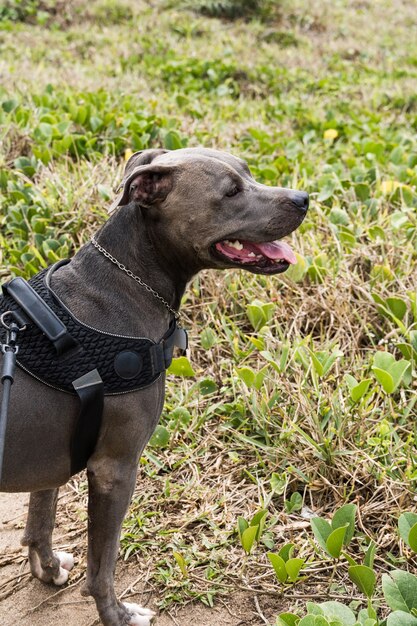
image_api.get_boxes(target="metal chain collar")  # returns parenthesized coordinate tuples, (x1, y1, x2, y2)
(90, 236, 181, 323)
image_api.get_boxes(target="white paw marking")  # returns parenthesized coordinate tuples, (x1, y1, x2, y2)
(55, 551, 74, 572)
(124, 602, 156, 626)
(53, 566, 69, 586)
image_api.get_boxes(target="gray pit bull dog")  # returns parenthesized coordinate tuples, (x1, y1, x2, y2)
(0, 148, 308, 625)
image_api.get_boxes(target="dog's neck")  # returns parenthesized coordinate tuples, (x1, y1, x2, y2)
(51, 205, 189, 340)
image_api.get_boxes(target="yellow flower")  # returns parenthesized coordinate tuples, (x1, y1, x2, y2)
(124, 148, 134, 161)
(324, 128, 338, 140)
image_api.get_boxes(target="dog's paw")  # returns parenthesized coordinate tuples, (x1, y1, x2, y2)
(52, 552, 74, 585)
(124, 602, 156, 625)
(52, 567, 69, 586)
(55, 551, 75, 572)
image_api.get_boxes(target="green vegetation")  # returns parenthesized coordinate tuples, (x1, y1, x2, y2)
(1, 0, 416, 621)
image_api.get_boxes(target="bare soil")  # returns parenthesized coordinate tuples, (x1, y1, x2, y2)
(0, 491, 280, 626)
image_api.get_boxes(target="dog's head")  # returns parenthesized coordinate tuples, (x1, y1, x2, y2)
(110, 148, 308, 278)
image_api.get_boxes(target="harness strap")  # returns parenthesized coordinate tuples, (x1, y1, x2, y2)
(2, 278, 78, 356)
(150, 325, 188, 374)
(70, 369, 104, 475)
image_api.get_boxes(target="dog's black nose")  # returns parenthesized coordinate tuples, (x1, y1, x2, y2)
(291, 191, 309, 212)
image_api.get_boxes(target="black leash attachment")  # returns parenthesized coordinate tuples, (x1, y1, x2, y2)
(0, 311, 26, 483)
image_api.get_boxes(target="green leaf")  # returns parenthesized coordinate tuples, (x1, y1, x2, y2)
(251, 509, 267, 541)
(149, 425, 170, 448)
(348, 565, 376, 598)
(164, 130, 184, 150)
(311, 517, 333, 553)
(286, 558, 305, 582)
(387, 612, 417, 626)
(276, 614, 299, 626)
(254, 366, 269, 390)
(285, 253, 308, 282)
(386, 297, 407, 321)
(299, 616, 321, 626)
(325, 525, 348, 558)
(199, 378, 217, 395)
(278, 542, 295, 562)
(236, 366, 255, 388)
(408, 524, 417, 552)
(372, 353, 411, 393)
(168, 356, 195, 377)
(237, 516, 249, 539)
(268, 552, 288, 583)
(173, 551, 188, 577)
(318, 601, 356, 625)
(364, 541, 376, 569)
(306, 604, 324, 616)
(285, 492, 303, 513)
(246, 303, 267, 331)
(398, 513, 417, 548)
(2, 99, 18, 113)
(390, 360, 412, 390)
(343, 552, 358, 567)
(372, 367, 395, 393)
(332, 504, 356, 545)
(270, 472, 287, 495)
(346, 376, 373, 402)
(241, 525, 258, 554)
(200, 327, 218, 349)
(170, 407, 191, 426)
(382, 570, 417, 612)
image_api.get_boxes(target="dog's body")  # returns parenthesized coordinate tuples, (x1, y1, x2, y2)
(0, 148, 308, 625)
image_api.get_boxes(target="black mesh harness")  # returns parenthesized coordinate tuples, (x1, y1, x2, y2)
(0, 261, 187, 475)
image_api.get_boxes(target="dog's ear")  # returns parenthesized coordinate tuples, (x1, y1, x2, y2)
(109, 149, 169, 212)
(127, 164, 174, 208)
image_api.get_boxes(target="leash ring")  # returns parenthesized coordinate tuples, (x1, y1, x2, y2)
(0, 311, 27, 331)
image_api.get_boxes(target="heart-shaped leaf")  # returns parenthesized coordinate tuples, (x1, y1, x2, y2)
(372, 367, 395, 393)
(251, 509, 267, 541)
(168, 357, 195, 377)
(149, 425, 170, 448)
(390, 360, 411, 390)
(332, 504, 356, 545)
(311, 517, 333, 553)
(237, 517, 248, 540)
(268, 552, 288, 583)
(278, 543, 295, 562)
(348, 565, 376, 598)
(286, 557, 305, 582)
(240, 525, 258, 554)
(382, 570, 417, 612)
(347, 377, 373, 402)
(325, 525, 348, 558)
(387, 612, 417, 626)
(276, 614, 299, 626)
(399, 513, 417, 549)
(408, 524, 417, 552)
(318, 601, 356, 625)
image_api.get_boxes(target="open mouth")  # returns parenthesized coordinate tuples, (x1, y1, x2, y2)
(213, 238, 297, 274)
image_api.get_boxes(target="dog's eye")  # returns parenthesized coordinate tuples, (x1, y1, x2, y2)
(226, 185, 240, 197)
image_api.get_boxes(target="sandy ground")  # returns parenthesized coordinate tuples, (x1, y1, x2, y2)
(0, 492, 278, 626)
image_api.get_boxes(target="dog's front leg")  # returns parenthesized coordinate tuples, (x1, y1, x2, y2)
(82, 455, 155, 626)
(22, 489, 75, 585)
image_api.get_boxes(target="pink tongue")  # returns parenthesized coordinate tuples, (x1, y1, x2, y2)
(254, 241, 297, 264)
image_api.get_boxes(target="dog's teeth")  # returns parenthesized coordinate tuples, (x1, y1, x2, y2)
(228, 240, 243, 250)
(248, 252, 256, 257)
